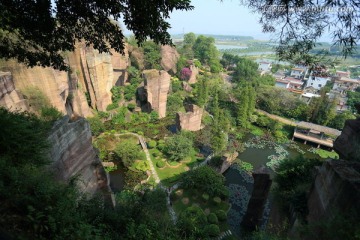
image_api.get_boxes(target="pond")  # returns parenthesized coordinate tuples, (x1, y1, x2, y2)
(224, 136, 319, 238)
(109, 167, 126, 192)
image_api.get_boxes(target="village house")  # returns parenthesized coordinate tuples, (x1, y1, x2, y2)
(305, 69, 331, 90)
(258, 61, 272, 73)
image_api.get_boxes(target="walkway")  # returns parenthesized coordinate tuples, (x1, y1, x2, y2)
(106, 132, 215, 224)
(255, 109, 296, 126)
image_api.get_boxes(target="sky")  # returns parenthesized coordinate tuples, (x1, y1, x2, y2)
(122, 0, 273, 40)
(166, 0, 270, 39)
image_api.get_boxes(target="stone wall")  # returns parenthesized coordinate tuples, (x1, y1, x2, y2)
(176, 104, 203, 131)
(47, 116, 108, 197)
(143, 69, 170, 118)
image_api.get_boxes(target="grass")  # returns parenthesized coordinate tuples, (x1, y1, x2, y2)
(171, 188, 231, 232)
(149, 148, 204, 187)
(315, 149, 339, 159)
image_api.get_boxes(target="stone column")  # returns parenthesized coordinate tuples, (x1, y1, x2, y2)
(241, 166, 272, 231)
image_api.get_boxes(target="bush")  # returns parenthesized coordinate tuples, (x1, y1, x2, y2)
(151, 149, 161, 157)
(213, 197, 221, 205)
(215, 210, 227, 222)
(40, 106, 63, 122)
(202, 193, 209, 201)
(127, 103, 136, 111)
(203, 224, 220, 237)
(148, 140, 157, 149)
(133, 161, 149, 172)
(156, 161, 165, 168)
(207, 213, 218, 224)
(106, 103, 118, 111)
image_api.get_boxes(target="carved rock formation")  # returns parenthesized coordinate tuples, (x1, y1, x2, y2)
(307, 159, 360, 223)
(219, 152, 239, 174)
(160, 45, 179, 74)
(0, 71, 28, 111)
(188, 65, 199, 84)
(83, 49, 113, 112)
(176, 104, 203, 131)
(334, 117, 360, 162)
(111, 46, 130, 85)
(143, 69, 170, 118)
(47, 116, 109, 196)
(242, 166, 272, 231)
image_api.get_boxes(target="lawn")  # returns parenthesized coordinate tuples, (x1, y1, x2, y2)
(149, 148, 204, 187)
(171, 188, 231, 232)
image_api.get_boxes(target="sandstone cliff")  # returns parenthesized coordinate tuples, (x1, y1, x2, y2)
(0, 43, 130, 116)
(143, 69, 170, 118)
(0, 71, 28, 111)
(176, 104, 203, 131)
(47, 116, 109, 197)
(160, 45, 179, 74)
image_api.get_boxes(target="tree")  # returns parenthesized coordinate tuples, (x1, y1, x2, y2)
(193, 35, 221, 73)
(0, 1, 193, 70)
(164, 132, 194, 161)
(328, 111, 356, 130)
(114, 140, 144, 167)
(181, 32, 196, 59)
(142, 41, 162, 69)
(233, 57, 259, 84)
(242, 1, 360, 62)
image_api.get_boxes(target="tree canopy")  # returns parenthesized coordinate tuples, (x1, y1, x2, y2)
(0, 0, 193, 70)
(242, 0, 360, 62)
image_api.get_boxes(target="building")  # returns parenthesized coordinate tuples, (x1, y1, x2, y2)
(300, 92, 321, 104)
(305, 73, 331, 90)
(332, 76, 360, 94)
(258, 61, 272, 72)
(275, 76, 304, 93)
(290, 67, 306, 79)
(335, 70, 351, 78)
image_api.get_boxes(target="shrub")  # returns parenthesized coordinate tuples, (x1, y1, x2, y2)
(127, 103, 136, 111)
(202, 193, 209, 201)
(213, 197, 221, 205)
(106, 103, 118, 111)
(151, 149, 161, 157)
(203, 224, 220, 237)
(156, 161, 165, 168)
(133, 161, 149, 172)
(40, 106, 63, 122)
(207, 213, 218, 224)
(148, 140, 157, 149)
(215, 210, 227, 222)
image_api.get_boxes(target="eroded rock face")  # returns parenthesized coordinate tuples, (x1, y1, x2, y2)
(84, 49, 113, 112)
(176, 104, 203, 131)
(188, 65, 199, 84)
(111, 46, 129, 85)
(307, 160, 360, 223)
(334, 118, 360, 162)
(0, 71, 28, 111)
(47, 116, 108, 196)
(160, 45, 179, 74)
(143, 69, 170, 118)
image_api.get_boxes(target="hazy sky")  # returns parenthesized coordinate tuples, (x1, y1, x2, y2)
(166, 0, 270, 39)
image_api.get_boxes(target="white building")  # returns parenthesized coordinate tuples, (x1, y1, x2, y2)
(290, 68, 306, 79)
(305, 72, 331, 90)
(258, 62, 272, 72)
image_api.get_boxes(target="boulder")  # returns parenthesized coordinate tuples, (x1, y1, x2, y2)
(188, 64, 199, 84)
(160, 45, 179, 74)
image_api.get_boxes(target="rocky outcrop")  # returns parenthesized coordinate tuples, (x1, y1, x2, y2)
(47, 116, 109, 197)
(188, 65, 199, 84)
(160, 45, 179, 74)
(0, 43, 130, 116)
(307, 159, 360, 223)
(83, 49, 113, 112)
(334, 118, 360, 162)
(143, 69, 170, 118)
(111, 47, 129, 85)
(128, 45, 144, 70)
(176, 104, 203, 131)
(0, 71, 28, 111)
(182, 81, 193, 92)
(242, 166, 272, 231)
(219, 152, 239, 174)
